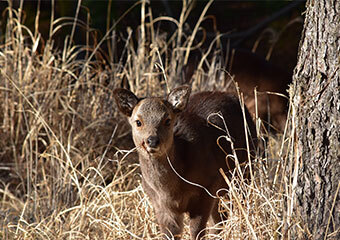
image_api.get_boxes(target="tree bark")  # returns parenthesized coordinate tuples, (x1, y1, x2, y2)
(292, 0, 340, 239)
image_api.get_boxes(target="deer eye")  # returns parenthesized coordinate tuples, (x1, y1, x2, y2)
(136, 120, 142, 127)
(164, 118, 171, 126)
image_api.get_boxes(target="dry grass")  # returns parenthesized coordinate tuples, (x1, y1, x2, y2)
(0, 1, 302, 239)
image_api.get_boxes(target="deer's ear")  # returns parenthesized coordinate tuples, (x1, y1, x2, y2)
(167, 86, 191, 113)
(113, 88, 139, 116)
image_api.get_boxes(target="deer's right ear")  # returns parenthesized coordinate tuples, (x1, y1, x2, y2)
(113, 88, 139, 116)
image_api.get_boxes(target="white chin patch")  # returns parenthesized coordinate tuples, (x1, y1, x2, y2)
(141, 142, 160, 155)
(146, 146, 159, 154)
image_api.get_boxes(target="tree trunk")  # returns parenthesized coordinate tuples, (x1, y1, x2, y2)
(292, 0, 340, 239)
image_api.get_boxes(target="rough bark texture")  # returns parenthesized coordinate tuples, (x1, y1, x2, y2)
(292, 0, 340, 239)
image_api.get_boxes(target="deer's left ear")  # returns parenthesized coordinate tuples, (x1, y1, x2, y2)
(167, 86, 191, 113)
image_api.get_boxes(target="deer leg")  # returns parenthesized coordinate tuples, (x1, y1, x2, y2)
(210, 199, 228, 237)
(188, 196, 214, 240)
(142, 181, 184, 239)
(155, 209, 184, 240)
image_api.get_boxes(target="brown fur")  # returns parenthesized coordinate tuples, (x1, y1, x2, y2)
(113, 86, 257, 239)
(228, 49, 290, 132)
(184, 49, 291, 132)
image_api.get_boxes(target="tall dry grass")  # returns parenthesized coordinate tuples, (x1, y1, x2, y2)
(0, 0, 302, 239)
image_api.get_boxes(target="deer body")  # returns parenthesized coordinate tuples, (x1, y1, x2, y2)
(228, 49, 291, 132)
(184, 49, 291, 132)
(113, 87, 257, 239)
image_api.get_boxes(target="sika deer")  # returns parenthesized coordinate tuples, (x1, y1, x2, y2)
(227, 49, 291, 133)
(113, 86, 257, 240)
(184, 49, 291, 133)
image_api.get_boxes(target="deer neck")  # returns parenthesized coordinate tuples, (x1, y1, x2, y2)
(139, 143, 176, 172)
(138, 143, 181, 190)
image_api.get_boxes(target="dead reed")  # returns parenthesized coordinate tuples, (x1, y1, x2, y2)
(0, 1, 301, 239)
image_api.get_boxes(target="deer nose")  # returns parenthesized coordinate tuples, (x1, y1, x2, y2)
(147, 136, 160, 148)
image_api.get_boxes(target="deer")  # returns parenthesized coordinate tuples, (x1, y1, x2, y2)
(226, 49, 291, 133)
(113, 86, 257, 240)
(184, 49, 291, 133)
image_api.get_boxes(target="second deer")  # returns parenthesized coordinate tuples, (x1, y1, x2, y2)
(113, 86, 257, 239)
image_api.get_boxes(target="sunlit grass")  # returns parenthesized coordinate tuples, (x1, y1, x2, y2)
(0, 1, 301, 239)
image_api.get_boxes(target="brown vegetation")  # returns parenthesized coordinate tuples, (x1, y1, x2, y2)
(0, 1, 303, 239)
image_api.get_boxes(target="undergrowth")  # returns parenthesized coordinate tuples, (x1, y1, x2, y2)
(0, 0, 300, 239)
